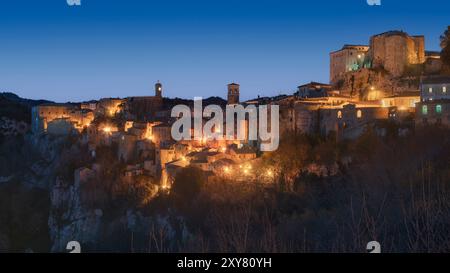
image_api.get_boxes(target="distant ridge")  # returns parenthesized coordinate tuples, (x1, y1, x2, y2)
(0, 92, 54, 123)
(0, 92, 53, 107)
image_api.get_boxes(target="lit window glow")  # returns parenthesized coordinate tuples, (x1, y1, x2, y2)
(357, 110, 362, 119)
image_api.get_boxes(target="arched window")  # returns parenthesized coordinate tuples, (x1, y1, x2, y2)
(337, 111, 342, 119)
(357, 110, 362, 119)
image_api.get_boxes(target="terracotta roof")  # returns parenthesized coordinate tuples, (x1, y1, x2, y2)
(298, 82, 332, 89)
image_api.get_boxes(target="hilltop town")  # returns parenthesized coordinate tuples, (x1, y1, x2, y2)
(27, 29, 450, 191)
(1, 27, 450, 253)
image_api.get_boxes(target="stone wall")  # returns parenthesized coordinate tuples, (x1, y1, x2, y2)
(370, 32, 425, 77)
(32, 104, 94, 134)
(330, 45, 369, 84)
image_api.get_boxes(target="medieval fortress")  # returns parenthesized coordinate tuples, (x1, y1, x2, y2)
(330, 31, 442, 99)
(331, 31, 426, 83)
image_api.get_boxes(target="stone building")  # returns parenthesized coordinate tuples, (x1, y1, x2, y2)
(152, 122, 173, 147)
(420, 75, 450, 101)
(125, 82, 163, 121)
(97, 98, 124, 117)
(295, 82, 332, 98)
(31, 103, 94, 134)
(330, 45, 370, 84)
(416, 75, 450, 127)
(380, 92, 420, 110)
(369, 31, 425, 77)
(319, 104, 389, 140)
(118, 134, 138, 162)
(330, 30, 426, 84)
(293, 102, 321, 134)
(416, 101, 450, 127)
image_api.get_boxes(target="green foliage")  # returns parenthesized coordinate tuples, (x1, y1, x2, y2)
(351, 127, 382, 161)
(0, 181, 50, 252)
(171, 167, 206, 208)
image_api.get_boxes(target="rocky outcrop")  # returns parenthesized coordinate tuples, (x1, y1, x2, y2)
(48, 177, 103, 252)
(0, 117, 28, 136)
(337, 68, 420, 99)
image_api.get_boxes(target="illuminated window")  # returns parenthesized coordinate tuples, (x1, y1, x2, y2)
(429, 87, 433, 93)
(337, 111, 342, 119)
(444, 86, 447, 93)
(422, 105, 428, 115)
(436, 105, 442, 114)
(356, 110, 362, 119)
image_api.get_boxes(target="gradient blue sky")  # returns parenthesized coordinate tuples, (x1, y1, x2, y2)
(0, 0, 449, 102)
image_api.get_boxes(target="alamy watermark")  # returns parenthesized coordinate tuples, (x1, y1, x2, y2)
(67, 0, 81, 6)
(171, 98, 280, 152)
(367, 0, 381, 6)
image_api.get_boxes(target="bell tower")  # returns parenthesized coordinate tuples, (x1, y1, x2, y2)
(155, 81, 162, 97)
(227, 83, 240, 104)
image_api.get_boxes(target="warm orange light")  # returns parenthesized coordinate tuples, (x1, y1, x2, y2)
(221, 147, 227, 153)
(224, 166, 230, 173)
(103, 127, 112, 133)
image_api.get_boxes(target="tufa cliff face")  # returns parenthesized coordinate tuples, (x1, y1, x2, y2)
(48, 176, 103, 252)
(335, 68, 421, 99)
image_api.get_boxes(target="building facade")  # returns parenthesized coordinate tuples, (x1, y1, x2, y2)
(416, 76, 450, 127)
(369, 31, 425, 77)
(330, 45, 370, 84)
(420, 76, 450, 101)
(31, 104, 94, 134)
(295, 82, 332, 99)
(125, 82, 163, 121)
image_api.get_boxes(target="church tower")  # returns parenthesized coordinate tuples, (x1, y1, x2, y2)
(227, 83, 240, 104)
(155, 82, 162, 97)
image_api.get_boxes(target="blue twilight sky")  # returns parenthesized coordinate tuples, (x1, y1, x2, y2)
(0, 0, 449, 102)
